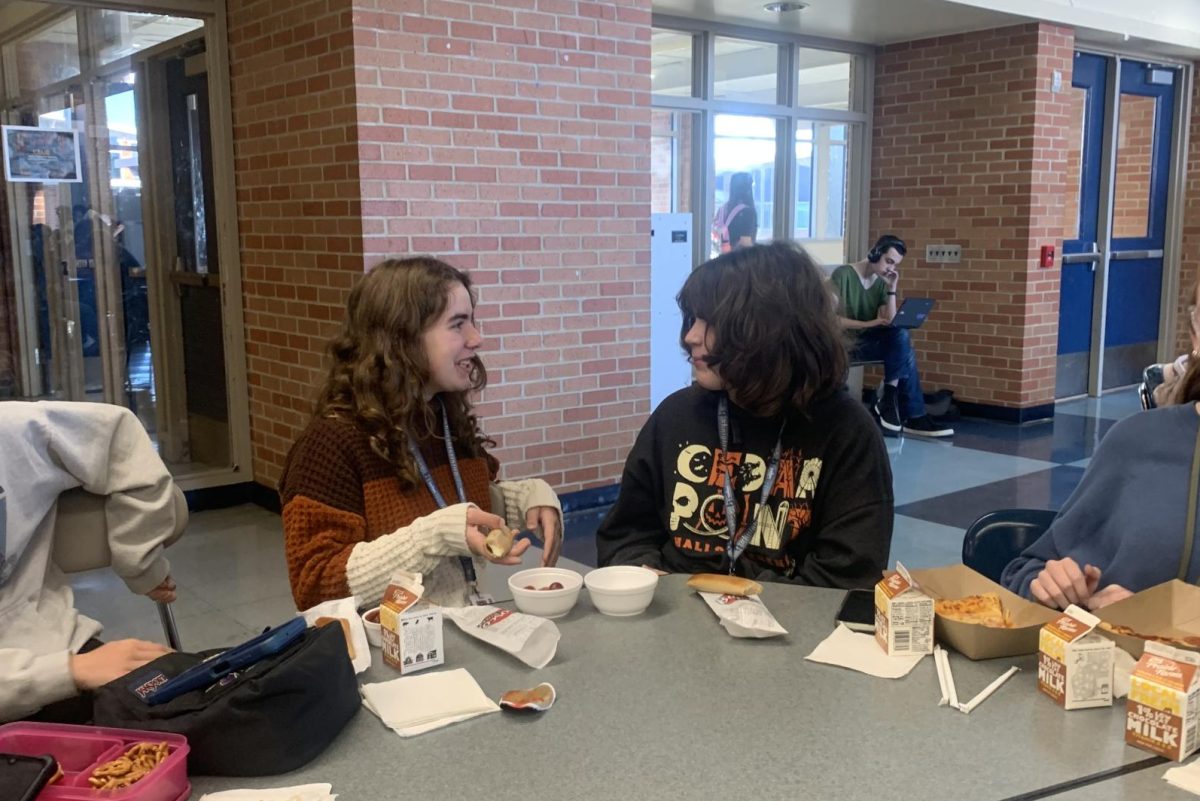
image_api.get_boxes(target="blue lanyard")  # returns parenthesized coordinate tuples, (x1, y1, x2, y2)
(406, 400, 477, 587)
(718, 394, 785, 574)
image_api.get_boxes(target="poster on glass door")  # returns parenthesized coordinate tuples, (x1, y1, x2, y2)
(2, 124, 82, 183)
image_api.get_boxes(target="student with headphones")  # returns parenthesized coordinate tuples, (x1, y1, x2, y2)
(829, 235, 953, 437)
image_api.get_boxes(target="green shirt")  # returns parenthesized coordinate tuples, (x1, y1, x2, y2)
(830, 264, 888, 323)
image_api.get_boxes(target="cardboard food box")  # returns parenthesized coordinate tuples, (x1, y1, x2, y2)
(874, 564, 934, 656)
(379, 573, 445, 675)
(1126, 640, 1200, 761)
(911, 564, 1059, 660)
(1038, 604, 1114, 710)
(1095, 580, 1200, 659)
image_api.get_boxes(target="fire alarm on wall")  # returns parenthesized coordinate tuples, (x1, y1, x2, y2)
(1040, 245, 1055, 268)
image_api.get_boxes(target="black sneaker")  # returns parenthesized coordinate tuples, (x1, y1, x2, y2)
(902, 415, 954, 437)
(874, 386, 902, 433)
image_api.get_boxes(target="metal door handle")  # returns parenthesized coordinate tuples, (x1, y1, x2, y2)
(1110, 249, 1164, 260)
(1062, 252, 1102, 264)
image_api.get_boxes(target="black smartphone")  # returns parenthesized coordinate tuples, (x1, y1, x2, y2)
(835, 589, 876, 633)
(0, 753, 57, 801)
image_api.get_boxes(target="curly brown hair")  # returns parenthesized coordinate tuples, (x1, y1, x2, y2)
(677, 241, 849, 416)
(313, 257, 493, 487)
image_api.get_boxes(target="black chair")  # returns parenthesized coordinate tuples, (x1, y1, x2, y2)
(1139, 363, 1164, 410)
(961, 508, 1058, 584)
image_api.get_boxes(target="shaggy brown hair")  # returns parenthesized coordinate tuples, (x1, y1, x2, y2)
(677, 241, 849, 416)
(313, 257, 492, 487)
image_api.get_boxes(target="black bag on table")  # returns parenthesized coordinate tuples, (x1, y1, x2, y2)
(92, 622, 360, 776)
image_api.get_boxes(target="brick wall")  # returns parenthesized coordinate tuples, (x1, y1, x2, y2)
(226, 0, 366, 484)
(871, 23, 1073, 409)
(228, 0, 653, 490)
(1175, 68, 1200, 356)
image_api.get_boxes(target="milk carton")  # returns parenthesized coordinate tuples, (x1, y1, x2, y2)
(1037, 604, 1114, 710)
(874, 563, 934, 656)
(379, 571, 445, 675)
(1126, 641, 1200, 761)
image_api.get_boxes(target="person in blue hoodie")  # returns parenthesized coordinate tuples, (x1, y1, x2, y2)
(1002, 364, 1200, 610)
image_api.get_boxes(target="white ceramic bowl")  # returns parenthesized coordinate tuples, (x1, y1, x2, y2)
(361, 606, 382, 648)
(584, 566, 659, 617)
(508, 567, 584, 619)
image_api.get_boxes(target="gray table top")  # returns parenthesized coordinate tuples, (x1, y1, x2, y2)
(1051, 763, 1195, 799)
(190, 576, 1158, 801)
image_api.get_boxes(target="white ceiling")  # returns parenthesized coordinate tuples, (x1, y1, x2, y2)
(652, 0, 1200, 58)
(652, 0, 1029, 46)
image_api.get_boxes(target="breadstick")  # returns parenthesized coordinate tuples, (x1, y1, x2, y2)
(686, 573, 763, 597)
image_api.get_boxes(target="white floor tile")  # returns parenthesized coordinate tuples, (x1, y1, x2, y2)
(887, 439, 1057, 505)
(887, 514, 965, 570)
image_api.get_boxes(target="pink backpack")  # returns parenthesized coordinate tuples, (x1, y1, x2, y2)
(711, 203, 746, 254)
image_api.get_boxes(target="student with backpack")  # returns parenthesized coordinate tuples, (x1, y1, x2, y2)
(711, 172, 757, 255)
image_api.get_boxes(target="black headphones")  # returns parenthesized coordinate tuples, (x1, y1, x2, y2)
(867, 234, 907, 264)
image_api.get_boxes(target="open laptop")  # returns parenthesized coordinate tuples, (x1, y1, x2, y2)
(890, 297, 935, 329)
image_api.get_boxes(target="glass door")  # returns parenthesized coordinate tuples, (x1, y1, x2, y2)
(1055, 52, 1181, 397)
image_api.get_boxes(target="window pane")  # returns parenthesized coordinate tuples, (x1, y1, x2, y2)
(651, 110, 694, 214)
(713, 37, 778, 104)
(97, 12, 204, 65)
(713, 113, 775, 254)
(1062, 84, 1087, 240)
(795, 121, 850, 264)
(796, 48, 852, 110)
(9, 14, 80, 94)
(1112, 93, 1156, 240)
(651, 29, 693, 97)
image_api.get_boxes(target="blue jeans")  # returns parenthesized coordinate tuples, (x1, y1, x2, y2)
(851, 326, 926, 419)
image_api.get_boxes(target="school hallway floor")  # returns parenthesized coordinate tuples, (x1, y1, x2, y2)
(72, 389, 1143, 650)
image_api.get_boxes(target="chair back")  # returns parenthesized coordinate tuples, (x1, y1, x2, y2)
(961, 508, 1058, 584)
(52, 485, 188, 574)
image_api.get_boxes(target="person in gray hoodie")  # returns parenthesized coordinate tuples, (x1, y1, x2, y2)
(0, 401, 178, 722)
(1002, 359, 1200, 610)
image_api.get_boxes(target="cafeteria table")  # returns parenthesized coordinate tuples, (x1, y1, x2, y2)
(191, 576, 1167, 801)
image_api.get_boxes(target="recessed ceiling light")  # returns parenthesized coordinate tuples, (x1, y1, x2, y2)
(763, 1, 808, 11)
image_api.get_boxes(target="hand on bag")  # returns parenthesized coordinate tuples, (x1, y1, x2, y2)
(1029, 558, 1100, 609)
(70, 639, 172, 690)
(465, 506, 529, 565)
(1087, 583, 1134, 610)
(145, 575, 177, 604)
(526, 506, 562, 567)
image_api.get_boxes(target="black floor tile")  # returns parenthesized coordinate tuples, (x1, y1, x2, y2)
(894, 465, 1085, 530)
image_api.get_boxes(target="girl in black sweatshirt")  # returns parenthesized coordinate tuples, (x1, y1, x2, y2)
(596, 242, 893, 589)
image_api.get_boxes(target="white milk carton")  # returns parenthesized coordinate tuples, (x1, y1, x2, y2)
(1037, 604, 1114, 710)
(874, 563, 934, 656)
(379, 571, 445, 675)
(1126, 640, 1200, 761)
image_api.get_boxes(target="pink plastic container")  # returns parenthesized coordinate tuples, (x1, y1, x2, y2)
(0, 722, 189, 801)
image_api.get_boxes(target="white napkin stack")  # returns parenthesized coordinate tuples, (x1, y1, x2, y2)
(1165, 756, 1200, 796)
(199, 783, 336, 801)
(804, 623, 924, 679)
(300, 596, 372, 675)
(361, 668, 500, 737)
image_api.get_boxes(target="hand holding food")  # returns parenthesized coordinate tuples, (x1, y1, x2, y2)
(485, 527, 517, 558)
(465, 507, 530, 565)
(686, 573, 763, 597)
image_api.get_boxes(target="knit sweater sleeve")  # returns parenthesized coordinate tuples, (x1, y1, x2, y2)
(280, 419, 473, 609)
(488, 478, 562, 538)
